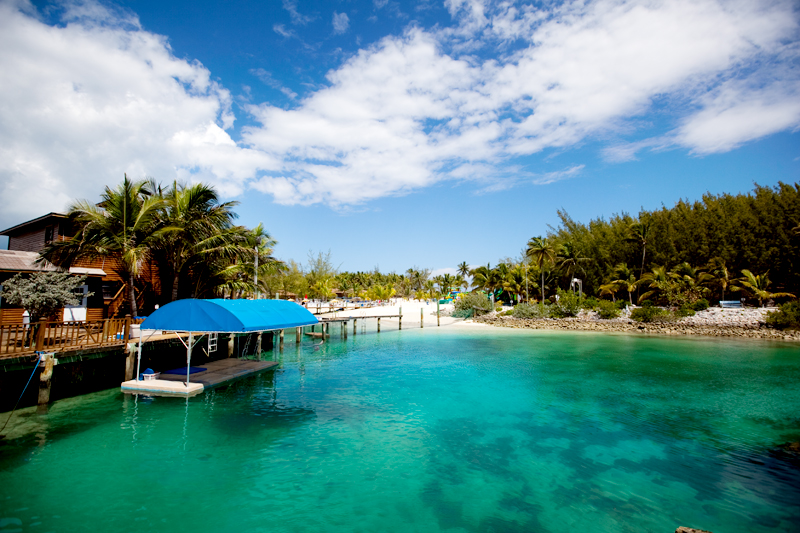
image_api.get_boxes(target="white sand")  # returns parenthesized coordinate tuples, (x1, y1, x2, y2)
(317, 298, 466, 328)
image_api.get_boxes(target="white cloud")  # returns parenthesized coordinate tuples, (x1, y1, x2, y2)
(282, 0, 314, 25)
(333, 12, 350, 34)
(250, 68, 298, 99)
(0, 0, 275, 225)
(0, 0, 798, 225)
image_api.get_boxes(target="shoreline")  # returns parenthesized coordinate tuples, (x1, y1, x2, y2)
(474, 314, 800, 341)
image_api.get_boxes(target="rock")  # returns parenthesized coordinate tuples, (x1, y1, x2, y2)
(676, 528, 713, 533)
(777, 441, 800, 454)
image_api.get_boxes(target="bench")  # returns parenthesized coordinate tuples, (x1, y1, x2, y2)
(719, 300, 743, 308)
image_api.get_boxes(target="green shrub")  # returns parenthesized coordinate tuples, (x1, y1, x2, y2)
(765, 300, 800, 330)
(595, 300, 620, 319)
(691, 298, 710, 311)
(454, 292, 493, 317)
(582, 296, 599, 310)
(675, 304, 696, 318)
(615, 300, 628, 310)
(548, 289, 579, 318)
(495, 306, 503, 312)
(512, 302, 549, 318)
(630, 306, 670, 323)
(640, 300, 654, 308)
(499, 309, 514, 316)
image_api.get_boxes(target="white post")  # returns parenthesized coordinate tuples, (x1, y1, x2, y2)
(136, 340, 143, 381)
(186, 332, 193, 385)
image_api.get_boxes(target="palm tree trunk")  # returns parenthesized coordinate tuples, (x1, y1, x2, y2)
(172, 273, 180, 301)
(128, 273, 138, 317)
(541, 271, 545, 302)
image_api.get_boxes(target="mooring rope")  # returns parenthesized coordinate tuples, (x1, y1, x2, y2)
(0, 355, 41, 436)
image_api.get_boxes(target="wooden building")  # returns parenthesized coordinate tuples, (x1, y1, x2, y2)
(0, 212, 162, 324)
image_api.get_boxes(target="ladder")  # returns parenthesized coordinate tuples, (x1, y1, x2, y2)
(240, 333, 253, 359)
(208, 333, 218, 353)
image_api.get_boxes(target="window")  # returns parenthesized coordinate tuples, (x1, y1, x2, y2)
(44, 226, 53, 244)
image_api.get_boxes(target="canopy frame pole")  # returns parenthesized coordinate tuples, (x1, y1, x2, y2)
(186, 332, 193, 386)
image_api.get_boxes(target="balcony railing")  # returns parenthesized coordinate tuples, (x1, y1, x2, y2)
(0, 316, 145, 359)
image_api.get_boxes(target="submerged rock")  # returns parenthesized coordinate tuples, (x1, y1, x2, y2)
(676, 528, 713, 533)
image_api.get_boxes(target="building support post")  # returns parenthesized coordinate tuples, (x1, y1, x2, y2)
(377, 318, 380, 332)
(437, 301, 440, 327)
(255, 332, 263, 361)
(421, 308, 424, 328)
(279, 329, 285, 351)
(125, 342, 136, 381)
(228, 334, 234, 358)
(38, 353, 55, 406)
(353, 319, 357, 335)
(399, 307, 402, 330)
(296, 326, 302, 344)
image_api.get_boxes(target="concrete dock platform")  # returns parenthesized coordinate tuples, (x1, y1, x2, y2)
(121, 358, 279, 396)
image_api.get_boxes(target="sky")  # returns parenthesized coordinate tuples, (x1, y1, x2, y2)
(0, 0, 798, 275)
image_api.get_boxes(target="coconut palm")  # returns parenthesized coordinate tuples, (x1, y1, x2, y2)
(603, 263, 637, 304)
(736, 270, 795, 307)
(40, 175, 166, 317)
(702, 257, 733, 302)
(526, 236, 557, 302)
(637, 265, 671, 304)
(557, 241, 591, 287)
(155, 181, 241, 301)
(628, 220, 652, 280)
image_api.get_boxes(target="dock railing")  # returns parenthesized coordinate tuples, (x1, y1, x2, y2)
(0, 316, 145, 358)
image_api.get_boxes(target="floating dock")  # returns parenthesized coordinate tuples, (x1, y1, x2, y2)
(121, 358, 278, 397)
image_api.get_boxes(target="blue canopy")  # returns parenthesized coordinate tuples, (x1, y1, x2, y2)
(140, 299, 319, 333)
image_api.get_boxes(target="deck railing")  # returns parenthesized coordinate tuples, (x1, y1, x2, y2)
(0, 316, 145, 358)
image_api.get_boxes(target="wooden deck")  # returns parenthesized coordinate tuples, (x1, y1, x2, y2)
(121, 358, 278, 396)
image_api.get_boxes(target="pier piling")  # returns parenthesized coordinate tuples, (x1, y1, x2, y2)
(38, 353, 54, 405)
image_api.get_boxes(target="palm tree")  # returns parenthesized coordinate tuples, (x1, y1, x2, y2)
(736, 270, 795, 307)
(41, 175, 166, 317)
(628, 220, 652, 280)
(637, 265, 671, 304)
(557, 241, 590, 287)
(156, 181, 241, 301)
(603, 263, 637, 304)
(702, 257, 733, 302)
(526, 236, 557, 302)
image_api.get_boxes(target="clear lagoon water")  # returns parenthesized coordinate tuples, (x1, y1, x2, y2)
(1, 326, 799, 533)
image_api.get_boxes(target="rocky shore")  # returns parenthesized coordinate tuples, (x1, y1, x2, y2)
(474, 307, 800, 341)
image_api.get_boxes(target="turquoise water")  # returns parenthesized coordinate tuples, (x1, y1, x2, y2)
(1, 327, 799, 533)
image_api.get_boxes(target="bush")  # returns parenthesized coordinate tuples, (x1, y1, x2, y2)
(595, 300, 620, 319)
(551, 289, 581, 318)
(615, 299, 629, 309)
(582, 296, 599, 310)
(692, 298, 710, 311)
(512, 302, 549, 318)
(765, 300, 800, 330)
(675, 304, 696, 318)
(454, 292, 493, 317)
(630, 306, 670, 323)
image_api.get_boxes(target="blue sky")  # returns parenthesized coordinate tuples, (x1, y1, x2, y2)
(0, 0, 798, 275)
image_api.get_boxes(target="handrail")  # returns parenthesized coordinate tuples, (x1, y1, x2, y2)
(0, 316, 139, 359)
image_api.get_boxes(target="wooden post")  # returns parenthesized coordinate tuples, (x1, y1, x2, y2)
(101, 319, 110, 345)
(343, 320, 347, 339)
(353, 318, 357, 335)
(399, 307, 402, 330)
(296, 326, 302, 343)
(124, 342, 136, 381)
(255, 332, 262, 360)
(437, 301, 440, 327)
(123, 314, 132, 342)
(377, 318, 380, 332)
(38, 353, 55, 406)
(34, 318, 47, 352)
(279, 329, 284, 351)
(421, 308, 424, 328)
(228, 334, 235, 357)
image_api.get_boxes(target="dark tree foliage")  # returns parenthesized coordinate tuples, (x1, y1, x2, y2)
(547, 183, 800, 299)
